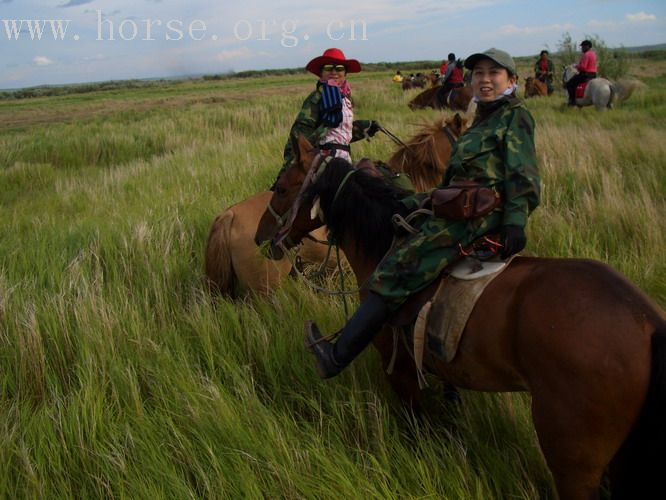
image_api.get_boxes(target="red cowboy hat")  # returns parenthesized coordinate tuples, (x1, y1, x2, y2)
(305, 48, 362, 75)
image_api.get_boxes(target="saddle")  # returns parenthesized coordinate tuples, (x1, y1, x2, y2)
(385, 236, 512, 388)
(355, 158, 415, 194)
(575, 81, 589, 99)
(387, 233, 503, 328)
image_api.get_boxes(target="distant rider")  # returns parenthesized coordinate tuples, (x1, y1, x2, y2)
(534, 50, 554, 95)
(566, 40, 597, 106)
(437, 53, 464, 105)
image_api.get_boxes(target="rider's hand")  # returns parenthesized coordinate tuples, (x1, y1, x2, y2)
(365, 121, 381, 138)
(501, 225, 526, 259)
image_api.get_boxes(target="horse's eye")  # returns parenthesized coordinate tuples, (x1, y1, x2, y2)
(275, 186, 287, 196)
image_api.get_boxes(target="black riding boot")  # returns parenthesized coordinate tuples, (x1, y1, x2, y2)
(304, 293, 389, 379)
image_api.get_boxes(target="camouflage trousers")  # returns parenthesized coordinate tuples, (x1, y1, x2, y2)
(367, 210, 503, 311)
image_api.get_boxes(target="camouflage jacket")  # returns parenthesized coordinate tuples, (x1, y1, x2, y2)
(282, 82, 373, 170)
(443, 96, 539, 227)
(368, 97, 539, 306)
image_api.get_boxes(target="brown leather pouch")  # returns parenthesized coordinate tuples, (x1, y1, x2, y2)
(431, 181, 501, 220)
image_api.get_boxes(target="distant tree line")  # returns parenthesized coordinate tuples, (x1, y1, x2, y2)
(2, 38, 663, 101)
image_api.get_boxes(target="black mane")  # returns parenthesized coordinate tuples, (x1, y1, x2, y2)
(305, 158, 407, 262)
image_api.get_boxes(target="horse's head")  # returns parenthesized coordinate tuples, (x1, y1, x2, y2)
(524, 77, 536, 98)
(562, 64, 577, 85)
(255, 135, 325, 259)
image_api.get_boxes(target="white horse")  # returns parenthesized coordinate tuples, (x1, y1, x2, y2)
(562, 64, 641, 111)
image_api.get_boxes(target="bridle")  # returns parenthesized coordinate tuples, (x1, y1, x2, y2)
(442, 123, 460, 146)
(270, 150, 331, 248)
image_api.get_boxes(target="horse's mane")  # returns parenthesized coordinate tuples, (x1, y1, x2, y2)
(305, 158, 405, 262)
(386, 117, 452, 191)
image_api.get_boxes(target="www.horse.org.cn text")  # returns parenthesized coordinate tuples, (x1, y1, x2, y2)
(1, 12, 368, 47)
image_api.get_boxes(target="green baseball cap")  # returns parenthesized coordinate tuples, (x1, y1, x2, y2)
(464, 48, 516, 75)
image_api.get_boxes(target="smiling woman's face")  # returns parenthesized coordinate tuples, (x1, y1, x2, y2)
(471, 59, 516, 102)
(320, 64, 347, 84)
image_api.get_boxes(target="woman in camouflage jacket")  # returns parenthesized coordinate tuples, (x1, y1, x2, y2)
(305, 48, 541, 379)
(280, 48, 380, 173)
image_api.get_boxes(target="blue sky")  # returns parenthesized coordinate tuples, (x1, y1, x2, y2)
(1, 0, 664, 89)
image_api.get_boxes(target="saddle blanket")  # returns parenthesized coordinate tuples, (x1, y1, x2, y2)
(412, 257, 513, 375)
(575, 82, 588, 99)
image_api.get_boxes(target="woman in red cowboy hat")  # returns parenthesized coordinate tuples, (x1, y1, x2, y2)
(280, 48, 380, 172)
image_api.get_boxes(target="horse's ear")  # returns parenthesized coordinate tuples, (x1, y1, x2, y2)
(296, 135, 315, 171)
(290, 134, 302, 165)
(453, 112, 463, 130)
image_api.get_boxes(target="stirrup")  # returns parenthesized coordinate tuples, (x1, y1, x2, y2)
(304, 322, 341, 350)
(304, 321, 343, 379)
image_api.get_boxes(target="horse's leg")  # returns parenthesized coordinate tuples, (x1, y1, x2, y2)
(513, 261, 654, 499)
(372, 326, 425, 411)
(530, 394, 606, 500)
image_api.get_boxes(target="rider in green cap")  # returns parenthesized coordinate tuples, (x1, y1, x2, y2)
(305, 47, 540, 379)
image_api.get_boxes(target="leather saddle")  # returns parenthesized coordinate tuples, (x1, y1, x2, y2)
(387, 233, 503, 328)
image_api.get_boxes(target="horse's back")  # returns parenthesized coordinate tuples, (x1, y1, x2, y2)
(445, 257, 660, 389)
(205, 191, 292, 296)
(409, 86, 440, 109)
(581, 78, 613, 110)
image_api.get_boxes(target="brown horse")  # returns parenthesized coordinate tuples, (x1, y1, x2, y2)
(524, 76, 548, 98)
(425, 71, 440, 87)
(402, 74, 428, 91)
(408, 85, 473, 112)
(385, 113, 466, 192)
(207, 114, 466, 297)
(204, 191, 331, 297)
(256, 145, 666, 499)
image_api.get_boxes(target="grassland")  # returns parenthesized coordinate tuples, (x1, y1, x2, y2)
(1, 56, 665, 499)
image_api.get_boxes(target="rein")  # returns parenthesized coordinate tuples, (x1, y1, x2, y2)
(378, 125, 409, 149)
(272, 151, 329, 247)
(266, 198, 291, 229)
(443, 125, 459, 146)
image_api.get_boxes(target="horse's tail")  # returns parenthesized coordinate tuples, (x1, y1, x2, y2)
(611, 79, 643, 103)
(607, 83, 616, 109)
(204, 209, 236, 296)
(612, 322, 666, 495)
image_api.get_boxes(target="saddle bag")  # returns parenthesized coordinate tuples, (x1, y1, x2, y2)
(430, 181, 501, 220)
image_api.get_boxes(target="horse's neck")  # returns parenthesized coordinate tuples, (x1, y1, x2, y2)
(339, 242, 379, 286)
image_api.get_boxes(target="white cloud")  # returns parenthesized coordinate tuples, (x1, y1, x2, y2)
(33, 56, 55, 66)
(626, 12, 657, 23)
(215, 47, 252, 62)
(498, 23, 575, 36)
(587, 19, 618, 29)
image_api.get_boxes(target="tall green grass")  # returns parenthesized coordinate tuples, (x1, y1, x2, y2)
(0, 64, 664, 498)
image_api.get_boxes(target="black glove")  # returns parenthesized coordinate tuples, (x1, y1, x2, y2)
(501, 225, 526, 259)
(365, 121, 381, 138)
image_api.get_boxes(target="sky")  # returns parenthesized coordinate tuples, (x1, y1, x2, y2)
(0, 0, 664, 89)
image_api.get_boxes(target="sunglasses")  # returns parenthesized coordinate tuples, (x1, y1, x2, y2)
(322, 64, 346, 72)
